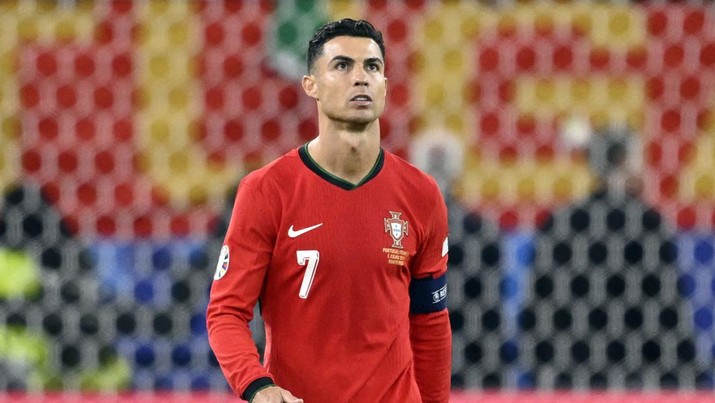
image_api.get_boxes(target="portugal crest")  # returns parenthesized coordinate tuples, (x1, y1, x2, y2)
(384, 211, 409, 249)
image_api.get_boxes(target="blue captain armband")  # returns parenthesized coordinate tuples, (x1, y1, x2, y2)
(409, 274, 447, 314)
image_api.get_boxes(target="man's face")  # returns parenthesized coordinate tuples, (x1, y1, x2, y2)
(304, 36, 387, 126)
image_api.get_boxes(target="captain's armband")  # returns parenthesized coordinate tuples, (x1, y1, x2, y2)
(409, 274, 447, 314)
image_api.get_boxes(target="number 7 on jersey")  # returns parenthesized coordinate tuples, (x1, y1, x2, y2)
(296, 250, 320, 299)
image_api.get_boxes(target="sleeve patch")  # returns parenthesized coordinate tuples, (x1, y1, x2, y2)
(409, 274, 447, 314)
(442, 236, 449, 257)
(213, 245, 230, 280)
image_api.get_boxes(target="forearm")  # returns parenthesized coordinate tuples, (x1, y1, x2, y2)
(207, 308, 273, 397)
(410, 309, 451, 403)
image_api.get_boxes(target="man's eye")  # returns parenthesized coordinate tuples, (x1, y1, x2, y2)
(336, 62, 348, 69)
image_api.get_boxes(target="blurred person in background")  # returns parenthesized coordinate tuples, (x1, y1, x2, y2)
(0, 184, 129, 391)
(518, 123, 708, 389)
(206, 19, 451, 403)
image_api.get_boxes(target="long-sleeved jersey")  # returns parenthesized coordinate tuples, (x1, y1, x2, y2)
(207, 144, 451, 402)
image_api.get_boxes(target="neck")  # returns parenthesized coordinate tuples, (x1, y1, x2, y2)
(307, 121, 381, 185)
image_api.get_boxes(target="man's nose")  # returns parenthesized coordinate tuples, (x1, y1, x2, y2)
(353, 68, 368, 86)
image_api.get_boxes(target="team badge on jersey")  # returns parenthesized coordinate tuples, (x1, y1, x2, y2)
(384, 211, 409, 249)
(214, 245, 230, 280)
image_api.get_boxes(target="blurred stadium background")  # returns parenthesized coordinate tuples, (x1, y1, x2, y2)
(1, 0, 715, 401)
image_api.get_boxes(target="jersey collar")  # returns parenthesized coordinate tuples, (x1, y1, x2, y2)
(298, 142, 384, 190)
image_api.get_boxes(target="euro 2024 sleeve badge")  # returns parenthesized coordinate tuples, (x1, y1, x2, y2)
(214, 245, 230, 280)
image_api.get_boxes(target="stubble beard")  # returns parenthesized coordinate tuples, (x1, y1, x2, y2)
(324, 105, 383, 132)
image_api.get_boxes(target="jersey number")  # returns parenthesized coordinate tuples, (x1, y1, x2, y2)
(296, 250, 320, 299)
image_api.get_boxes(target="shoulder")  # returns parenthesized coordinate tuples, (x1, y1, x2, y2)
(383, 151, 442, 196)
(240, 148, 301, 191)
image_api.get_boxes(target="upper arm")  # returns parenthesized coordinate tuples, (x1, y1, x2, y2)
(409, 183, 449, 314)
(208, 180, 277, 321)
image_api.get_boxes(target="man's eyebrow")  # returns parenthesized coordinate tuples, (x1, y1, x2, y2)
(330, 55, 354, 64)
(365, 57, 384, 66)
(329, 55, 384, 65)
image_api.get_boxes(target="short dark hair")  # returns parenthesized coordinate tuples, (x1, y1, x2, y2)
(307, 18, 385, 73)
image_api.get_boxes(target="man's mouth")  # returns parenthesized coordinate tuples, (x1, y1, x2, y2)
(350, 95, 372, 102)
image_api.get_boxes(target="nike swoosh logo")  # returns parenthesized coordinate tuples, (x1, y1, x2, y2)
(288, 223, 324, 238)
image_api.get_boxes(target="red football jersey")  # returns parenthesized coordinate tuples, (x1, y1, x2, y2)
(207, 144, 450, 402)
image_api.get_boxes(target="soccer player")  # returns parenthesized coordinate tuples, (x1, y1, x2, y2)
(206, 19, 451, 402)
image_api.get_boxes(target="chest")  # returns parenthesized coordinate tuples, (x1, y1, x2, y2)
(284, 188, 421, 259)
(268, 180, 430, 292)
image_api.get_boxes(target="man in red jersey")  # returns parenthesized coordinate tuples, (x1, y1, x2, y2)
(207, 19, 451, 403)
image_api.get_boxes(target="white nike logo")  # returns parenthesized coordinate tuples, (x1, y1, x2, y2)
(288, 223, 324, 238)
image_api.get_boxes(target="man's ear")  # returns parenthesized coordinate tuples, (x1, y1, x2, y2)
(302, 74, 318, 100)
